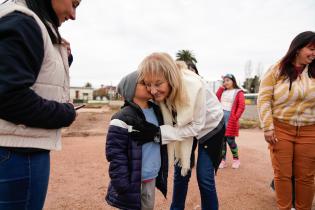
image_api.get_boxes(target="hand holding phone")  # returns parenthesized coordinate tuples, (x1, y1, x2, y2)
(74, 104, 86, 110)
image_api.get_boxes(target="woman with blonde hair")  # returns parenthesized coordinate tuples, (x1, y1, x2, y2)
(130, 52, 225, 210)
(258, 31, 315, 210)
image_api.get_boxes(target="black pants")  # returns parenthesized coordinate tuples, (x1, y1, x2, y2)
(199, 125, 226, 173)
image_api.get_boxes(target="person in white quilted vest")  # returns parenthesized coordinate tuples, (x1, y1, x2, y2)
(0, 0, 81, 209)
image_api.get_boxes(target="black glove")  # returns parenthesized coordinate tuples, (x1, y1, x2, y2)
(130, 120, 161, 145)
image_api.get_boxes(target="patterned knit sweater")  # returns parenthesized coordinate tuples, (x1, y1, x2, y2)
(257, 63, 315, 131)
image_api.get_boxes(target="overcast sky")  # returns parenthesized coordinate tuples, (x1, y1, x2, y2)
(7, 0, 315, 87)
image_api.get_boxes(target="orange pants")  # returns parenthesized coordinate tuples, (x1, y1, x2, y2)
(269, 120, 315, 210)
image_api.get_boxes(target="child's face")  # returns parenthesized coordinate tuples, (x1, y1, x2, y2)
(134, 81, 153, 101)
(143, 74, 171, 102)
(223, 77, 234, 90)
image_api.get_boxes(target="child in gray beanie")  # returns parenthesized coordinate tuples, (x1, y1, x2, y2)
(117, 70, 139, 101)
(105, 71, 168, 210)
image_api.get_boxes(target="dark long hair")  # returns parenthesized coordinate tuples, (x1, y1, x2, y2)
(187, 62, 199, 75)
(279, 31, 315, 90)
(223, 74, 240, 89)
(25, 0, 61, 44)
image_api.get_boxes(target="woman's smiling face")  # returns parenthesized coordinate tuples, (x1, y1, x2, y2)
(143, 73, 171, 102)
(295, 44, 315, 66)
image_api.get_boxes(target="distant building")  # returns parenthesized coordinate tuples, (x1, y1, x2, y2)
(93, 85, 119, 100)
(70, 86, 94, 103)
(105, 86, 118, 100)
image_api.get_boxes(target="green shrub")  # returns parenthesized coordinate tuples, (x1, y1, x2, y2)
(240, 118, 259, 129)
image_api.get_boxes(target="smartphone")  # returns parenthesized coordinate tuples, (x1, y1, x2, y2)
(74, 104, 86, 110)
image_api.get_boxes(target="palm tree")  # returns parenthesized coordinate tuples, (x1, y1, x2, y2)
(84, 82, 92, 88)
(176, 50, 197, 64)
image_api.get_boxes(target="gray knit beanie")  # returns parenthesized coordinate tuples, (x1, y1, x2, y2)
(117, 71, 139, 101)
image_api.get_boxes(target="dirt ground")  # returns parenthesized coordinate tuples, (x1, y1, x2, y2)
(44, 109, 315, 210)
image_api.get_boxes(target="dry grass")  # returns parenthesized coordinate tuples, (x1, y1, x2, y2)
(240, 118, 260, 129)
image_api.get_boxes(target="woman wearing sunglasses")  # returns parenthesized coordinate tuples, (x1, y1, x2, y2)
(129, 52, 225, 210)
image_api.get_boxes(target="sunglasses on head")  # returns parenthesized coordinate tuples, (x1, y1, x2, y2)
(224, 74, 234, 79)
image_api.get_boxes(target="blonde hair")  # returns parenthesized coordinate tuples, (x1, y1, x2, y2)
(138, 52, 188, 111)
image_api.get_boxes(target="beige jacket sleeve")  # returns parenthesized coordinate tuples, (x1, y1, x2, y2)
(257, 65, 277, 131)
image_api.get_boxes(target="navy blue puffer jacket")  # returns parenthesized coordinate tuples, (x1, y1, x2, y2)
(105, 101, 168, 210)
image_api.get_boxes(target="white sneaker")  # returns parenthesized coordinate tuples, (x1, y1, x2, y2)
(232, 159, 240, 169)
(219, 160, 227, 169)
